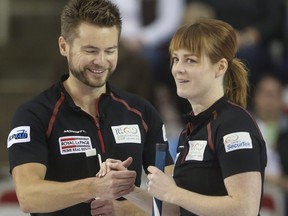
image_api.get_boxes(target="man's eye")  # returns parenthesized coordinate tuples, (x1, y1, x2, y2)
(85, 50, 96, 54)
(106, 50, 116, 55)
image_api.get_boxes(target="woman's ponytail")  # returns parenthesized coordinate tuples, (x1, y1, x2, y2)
(224, 58, 249, 108)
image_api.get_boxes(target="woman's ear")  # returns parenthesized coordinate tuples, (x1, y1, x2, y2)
(215, 58, 228, 77)
(58, 36, 68, 57)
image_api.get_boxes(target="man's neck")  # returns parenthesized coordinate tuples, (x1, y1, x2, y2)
(63, 77, 106, 117)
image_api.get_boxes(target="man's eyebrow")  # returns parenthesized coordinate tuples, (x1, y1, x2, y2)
(106, 45, 118, 50)
(82, 45, 98, 49)
(82, 45, 118, 50)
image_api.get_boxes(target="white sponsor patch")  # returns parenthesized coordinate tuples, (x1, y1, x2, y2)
(162, 124, 168, 141)
(85, 148, 97, 157)
(111, 124, 141, 144)
(186, 140, 207, 161)
(58, 136, 92, 155)
(223, 132, 252, 152)
(7, 126, 31, 148)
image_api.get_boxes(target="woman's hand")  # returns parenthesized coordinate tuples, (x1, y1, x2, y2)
(147, 166, 177, 203)
(90, 198, 113, 216)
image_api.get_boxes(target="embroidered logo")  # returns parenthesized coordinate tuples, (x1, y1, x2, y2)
(7, 126, 31, 148)
(223, 132, 252, 152)
(186, 140, 207, 161)
(111, 124, 141, 144)
(58, 136, 92, 155)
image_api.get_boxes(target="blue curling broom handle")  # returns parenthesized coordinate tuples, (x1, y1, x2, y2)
(152, 143, 167, 216)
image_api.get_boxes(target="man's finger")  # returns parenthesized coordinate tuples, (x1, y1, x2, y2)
(121, 157, 133, 168)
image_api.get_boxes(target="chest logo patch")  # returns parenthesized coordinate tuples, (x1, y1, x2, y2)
(58, 136, 92, 155)
(111, 124, 141, 144)
(186, 140, 207, 161)
(223, 132, 252, 153)
(7, 126, 31, 148)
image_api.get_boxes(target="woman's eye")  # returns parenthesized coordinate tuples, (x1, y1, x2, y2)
(172, 57, 179, 63)
(187, 58, 196, 64)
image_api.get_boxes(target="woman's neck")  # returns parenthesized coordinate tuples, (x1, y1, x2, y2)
(189, 92, 224, 116)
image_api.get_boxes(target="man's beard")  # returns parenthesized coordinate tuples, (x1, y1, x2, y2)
(69, 62, 113, 88)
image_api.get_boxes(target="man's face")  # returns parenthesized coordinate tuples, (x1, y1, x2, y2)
(60, 22, 119, 88)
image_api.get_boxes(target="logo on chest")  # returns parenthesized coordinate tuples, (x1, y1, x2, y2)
(186, 140, 207, 161)
(58, 136, 92, 155)
(111, 124, 141, 144)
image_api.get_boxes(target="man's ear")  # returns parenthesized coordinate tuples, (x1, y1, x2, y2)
(216, 58, 228, 78)
(58, 36, 68, 57)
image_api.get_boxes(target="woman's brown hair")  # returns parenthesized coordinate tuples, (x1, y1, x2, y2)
(169, 18, 249, 108)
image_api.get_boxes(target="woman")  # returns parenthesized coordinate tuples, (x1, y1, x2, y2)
(97, 18, 267, 216)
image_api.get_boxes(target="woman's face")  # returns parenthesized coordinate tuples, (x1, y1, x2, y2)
(171, 48, 221, 104)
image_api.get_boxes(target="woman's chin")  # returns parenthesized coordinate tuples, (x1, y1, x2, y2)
(177, 91, 188, 99)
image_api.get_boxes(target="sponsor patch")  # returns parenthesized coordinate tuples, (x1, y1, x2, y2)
(111, 124, 141, 144)
(186, 140, 207, 161)
(63, 129, 87, 134)
(85, 148, 97, 157)
(223, 132, 252, 152)
(59, 136, 92, 155)
(7, 126, 31, 148)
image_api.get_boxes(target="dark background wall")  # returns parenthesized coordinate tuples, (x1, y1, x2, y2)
(0, 0, 67, 168)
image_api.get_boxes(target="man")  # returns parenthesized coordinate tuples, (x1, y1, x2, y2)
(7, 0, 173, 215)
